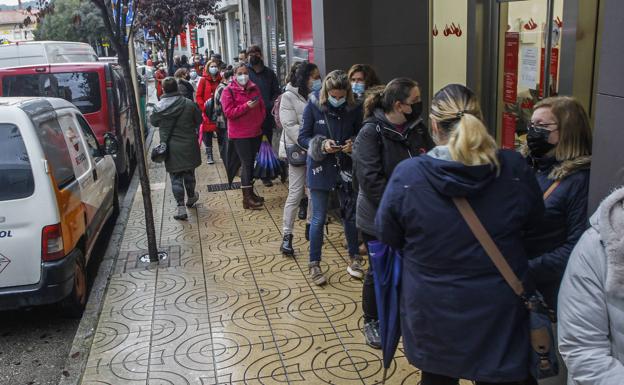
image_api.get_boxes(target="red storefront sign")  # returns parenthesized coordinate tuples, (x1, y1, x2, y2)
(503, 32, 520, 104)
(539, 47, 559, 97)
(502, 112, 517, 150)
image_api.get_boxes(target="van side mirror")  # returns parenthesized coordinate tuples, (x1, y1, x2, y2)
(103, 133, 119, 156)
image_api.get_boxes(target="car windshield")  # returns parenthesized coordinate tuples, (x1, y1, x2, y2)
(0, 123, 35, 201)
(2, 72, 102, 114)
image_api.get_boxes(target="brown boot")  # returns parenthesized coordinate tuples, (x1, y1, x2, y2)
(250, 185, 264, 203)
(242, 187, 263, 210)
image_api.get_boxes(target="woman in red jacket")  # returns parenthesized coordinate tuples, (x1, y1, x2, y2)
(220, 62, 266, 210)
(196, 60, 222, 164)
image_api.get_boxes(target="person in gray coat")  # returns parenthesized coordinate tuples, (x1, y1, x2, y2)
(558, 186, 624, 385)
(150, 77, 203, 220)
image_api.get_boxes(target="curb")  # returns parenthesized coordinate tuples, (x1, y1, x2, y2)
(58, 128, 155, 385)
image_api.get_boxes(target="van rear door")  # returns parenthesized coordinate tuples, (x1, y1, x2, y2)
(0, 121, 44, 288)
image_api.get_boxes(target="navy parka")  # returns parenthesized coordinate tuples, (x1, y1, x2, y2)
(298, 94, 363, 191)
(375, 148, 544, 383)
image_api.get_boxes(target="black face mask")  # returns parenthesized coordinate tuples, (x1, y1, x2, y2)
(527, 126, 555, 158)
(249, 56, 262, 66)
(404, 102, 423, 123)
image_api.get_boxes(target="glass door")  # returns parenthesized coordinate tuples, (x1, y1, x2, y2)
(497, 0, 565, 149)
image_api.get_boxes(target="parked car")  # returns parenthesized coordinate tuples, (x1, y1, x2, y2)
(0, 62, 137, 183)
(0, 41, 98, 69)
(0, 97, 119, 315)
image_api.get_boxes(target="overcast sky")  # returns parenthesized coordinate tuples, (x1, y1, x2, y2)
(0, 0, 21, 5)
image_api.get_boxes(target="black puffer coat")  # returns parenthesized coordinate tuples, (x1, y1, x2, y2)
(352, 108, 434, 235)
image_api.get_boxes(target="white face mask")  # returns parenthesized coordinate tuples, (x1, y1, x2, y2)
(236, 74, 249, 86)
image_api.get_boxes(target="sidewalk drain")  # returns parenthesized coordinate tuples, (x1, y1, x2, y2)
(115, 245, 181, 273)
(207, 182, 241, 192)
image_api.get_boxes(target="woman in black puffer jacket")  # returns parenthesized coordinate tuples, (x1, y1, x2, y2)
(352, 78, 434, 349)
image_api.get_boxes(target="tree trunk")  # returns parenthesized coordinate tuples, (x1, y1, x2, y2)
(167, 36, 176, 76)
(117, 50, 160, 261)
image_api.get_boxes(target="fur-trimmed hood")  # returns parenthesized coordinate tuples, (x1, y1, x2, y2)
(521, 144, 592, 180)
(592, 186, 624, 297)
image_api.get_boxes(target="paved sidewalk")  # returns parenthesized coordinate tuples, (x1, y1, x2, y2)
(80, 132, 467, 385)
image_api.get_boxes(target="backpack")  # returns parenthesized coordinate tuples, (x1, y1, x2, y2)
(271, 93, 284, 130)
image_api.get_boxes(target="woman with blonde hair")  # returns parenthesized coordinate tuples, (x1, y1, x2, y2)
(376, 84, 544, 385)
(523, 96, 592, 310)
(298, 70, 363, 285)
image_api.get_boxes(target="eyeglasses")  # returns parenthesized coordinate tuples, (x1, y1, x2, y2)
(527, 122, 558, 132)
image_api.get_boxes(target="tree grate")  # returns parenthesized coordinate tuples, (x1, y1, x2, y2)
(207, 182, 241, 192)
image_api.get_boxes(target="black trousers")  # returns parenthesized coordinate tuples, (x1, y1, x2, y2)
(232, 136, 261, 187)
(170, 170, 196, 206)
(202, 131, 213, 149)
(361, 232, 378, 322)
(421, 372, 529, 385)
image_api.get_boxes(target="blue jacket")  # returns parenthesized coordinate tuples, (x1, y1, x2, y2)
(376, 147, 544, 382)
(298, 94, 363, 191)
(523, 155, 591, 309)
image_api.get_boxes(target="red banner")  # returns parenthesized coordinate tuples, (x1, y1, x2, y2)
(503, 32, 520, 104)
(502, 112, 517, 150)
(539, 47, 560, 97)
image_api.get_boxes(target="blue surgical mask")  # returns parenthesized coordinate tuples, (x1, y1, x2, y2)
(208, 67, 219, 75)
(328, 95, 346, 108)
(310, 79, 322, 92)
(352, 82, 365, 95)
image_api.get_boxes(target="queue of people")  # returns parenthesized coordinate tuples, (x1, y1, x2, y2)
(148, 47, 621, 385)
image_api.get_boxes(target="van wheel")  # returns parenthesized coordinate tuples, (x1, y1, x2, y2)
(61, 250, 87, 318)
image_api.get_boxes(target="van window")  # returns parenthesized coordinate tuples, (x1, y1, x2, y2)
(34, 118, 76, 188)
(112, 68, 129, 110)
(57, 114, 90, 178)
(74, 114, 101, 159)
(2, 72, 102, 114)
(0, 123, 35, 201)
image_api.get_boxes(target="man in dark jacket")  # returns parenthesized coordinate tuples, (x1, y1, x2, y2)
(247, 45, 281, 187)
(150, 77, 203, 220)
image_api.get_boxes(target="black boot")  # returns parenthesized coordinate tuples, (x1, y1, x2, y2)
(280, 234, 294, 256)
(206, 147, 214, 165)
(298, 197, 308, 220)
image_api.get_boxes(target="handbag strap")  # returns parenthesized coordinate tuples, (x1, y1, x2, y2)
(452, 197, 526, 298)
(543, 180, 560, 200)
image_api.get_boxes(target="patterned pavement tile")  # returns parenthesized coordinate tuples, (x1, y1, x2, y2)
(82, 360, 149, 385)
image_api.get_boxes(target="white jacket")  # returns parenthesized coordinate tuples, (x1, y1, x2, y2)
(558, 186, 624, 385)
(278, 83, 307, 158)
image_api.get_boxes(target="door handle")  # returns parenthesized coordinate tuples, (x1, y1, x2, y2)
(92, 168, 98, 181)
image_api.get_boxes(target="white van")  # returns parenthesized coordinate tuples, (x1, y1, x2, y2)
(0, 97, 118, 315)
(0, 41, 98, 69)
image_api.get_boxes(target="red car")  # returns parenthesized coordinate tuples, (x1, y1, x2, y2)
(0, 62, 137, 183)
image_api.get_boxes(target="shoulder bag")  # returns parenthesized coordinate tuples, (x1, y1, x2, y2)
(452, 197, 559, 380)
(282, 91, 307, 166)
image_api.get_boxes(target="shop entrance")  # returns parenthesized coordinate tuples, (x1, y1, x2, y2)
(430, 0, 601, 147)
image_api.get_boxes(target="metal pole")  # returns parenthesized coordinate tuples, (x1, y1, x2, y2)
(543, 0, 555, 98)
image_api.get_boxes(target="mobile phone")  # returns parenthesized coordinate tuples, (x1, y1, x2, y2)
(330, 144, 343, 149)
(251, 96, 260, 101)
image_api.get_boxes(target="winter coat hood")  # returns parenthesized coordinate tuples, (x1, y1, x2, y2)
(421, 146, 498, 198)
(366, 108, 424, 140)
(592, 186, 624, 297)
(153, 92, 186, 118)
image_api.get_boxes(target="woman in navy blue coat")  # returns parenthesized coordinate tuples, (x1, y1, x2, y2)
(523, 96, 592, 310)
(375, 84, 544, 385)
(298, 70, 363, 286)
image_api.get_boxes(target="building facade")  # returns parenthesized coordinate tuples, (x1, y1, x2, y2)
(0, 10, 36, 44)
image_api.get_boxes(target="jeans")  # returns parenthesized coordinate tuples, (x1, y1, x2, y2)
(170, 170, 196, 206)
(282, 165, 311, 235)
(232, 136, 261, 187)
(309, 189, 358, 263)
(361, 232, 378, 322)
(421, 372, 528, 385)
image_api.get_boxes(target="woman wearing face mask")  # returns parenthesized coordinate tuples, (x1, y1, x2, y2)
(348, 64, 381, 102)
(523, 96, 592, 310)
(298, 70, 363, 285)
(278, 61, 320, 256)
(220, 62, 266, 210)
(174, 68, 194, 101)
(352, 78, 434, 348)
(196, 60, 223, 165)
(376, 84, 544, 385)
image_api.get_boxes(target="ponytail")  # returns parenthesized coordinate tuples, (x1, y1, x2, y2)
(448, 113, 500, 171)
(431, 84, 499, 172)
(364, 85, 385, 118)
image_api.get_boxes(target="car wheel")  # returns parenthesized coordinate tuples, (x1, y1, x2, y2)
(61, 250, 87, 318)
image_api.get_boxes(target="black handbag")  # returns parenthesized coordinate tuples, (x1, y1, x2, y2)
(285, 143, 307, 166)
